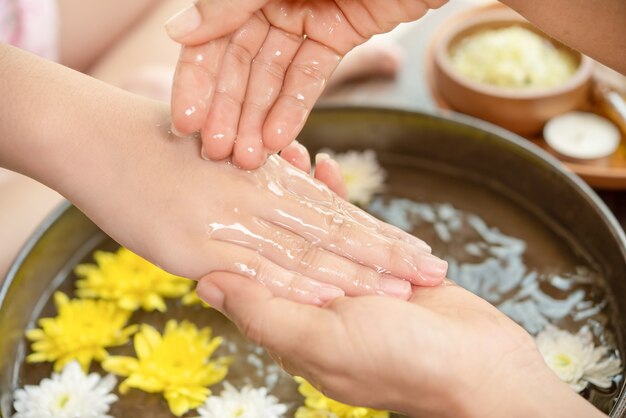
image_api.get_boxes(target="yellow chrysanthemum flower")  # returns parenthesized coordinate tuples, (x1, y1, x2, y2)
(295, 378, 389, 418)
(182, 285, 212, 308)
(75, 247, 193, 312)
(26, 292, 137, 372)
(102, 320, 231, 417)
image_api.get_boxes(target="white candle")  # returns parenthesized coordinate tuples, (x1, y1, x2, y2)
(544, 112, 621, 160)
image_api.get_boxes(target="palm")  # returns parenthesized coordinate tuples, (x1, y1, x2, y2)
(202, 269, 542, 415)
(171, 0, 444, 168)
(300, 283, 538, 413)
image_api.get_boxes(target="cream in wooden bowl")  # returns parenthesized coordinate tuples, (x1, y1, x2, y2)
(432, 5, 593, 136)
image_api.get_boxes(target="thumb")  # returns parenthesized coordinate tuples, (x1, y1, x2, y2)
(165, 0, 268, 45)
(197, 272, 338, 354)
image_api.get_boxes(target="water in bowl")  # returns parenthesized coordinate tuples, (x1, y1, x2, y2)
(14, 156, 621, 417)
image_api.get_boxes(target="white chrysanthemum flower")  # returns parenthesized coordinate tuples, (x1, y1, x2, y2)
(536, 325, 622, 392)
(195, 382, 287, 418)
(326, 150, 385, 206)
(13, 361, 117, 418)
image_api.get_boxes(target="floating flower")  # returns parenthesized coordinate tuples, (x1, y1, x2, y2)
(13, 361, 117, 418)
(536, 325, 622, 392)
(295, 378, 389, 418)
(75, 247, 192, 312)
(26, 292, 137, 372)
(103, 320, 231, 417)
(194, 382, 287, 418)
(183, 285, 212, 308)
(324, 150, 385, 206)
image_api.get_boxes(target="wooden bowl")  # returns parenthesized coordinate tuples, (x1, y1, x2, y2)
(431, 5, 593, 136)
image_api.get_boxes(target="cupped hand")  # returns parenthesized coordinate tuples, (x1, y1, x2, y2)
(196, 272, 606, 418)
(166, 0, 447, 168)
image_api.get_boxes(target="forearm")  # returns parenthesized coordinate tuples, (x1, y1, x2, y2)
(0, 44, 178, 252)
(500, 0, 626, 75)
(0, 44, 166, 192)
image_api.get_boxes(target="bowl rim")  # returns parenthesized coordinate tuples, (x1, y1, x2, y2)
(0, 201, 72, 312)
(433, 5, 594, 100)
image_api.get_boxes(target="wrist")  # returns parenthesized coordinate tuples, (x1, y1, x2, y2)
(0, 46, 185, 256)
(407, 353, 606, 418)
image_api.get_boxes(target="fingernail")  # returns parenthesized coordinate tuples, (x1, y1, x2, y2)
(200, 145, 210, 161)
(317, 285, 344, 302)
(170, 123, 186, 138)
(198, 281, 224, 311)
(380, 278, 411, 299)
(315, 153, 331, 164)
(417, 253, 448, 277)
(292, 142, 307, 155)
(165, 4, 202, 40)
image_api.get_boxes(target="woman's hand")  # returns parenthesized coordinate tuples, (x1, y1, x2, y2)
(279, 141, 348, 201)
(83, 107, 446, 305)
(113, 132, 446, 304)
(165, 0, 447, 169)
(196, 272, 607, 418)
(0, 45, 446, 305)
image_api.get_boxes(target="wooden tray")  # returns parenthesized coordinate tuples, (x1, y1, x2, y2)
(424, 5, 626, 190)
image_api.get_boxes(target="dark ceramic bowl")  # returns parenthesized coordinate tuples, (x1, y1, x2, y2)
(1, 107, 625, 416)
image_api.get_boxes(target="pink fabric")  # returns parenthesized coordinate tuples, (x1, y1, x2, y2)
(0, 0, 59, 61)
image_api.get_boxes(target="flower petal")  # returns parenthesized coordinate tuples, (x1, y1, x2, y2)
(102, 356, 139, 376)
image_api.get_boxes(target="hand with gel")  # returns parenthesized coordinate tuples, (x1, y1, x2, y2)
(0, 45, 446, 308)
(150, 140, 447, 304)
(165, 0, 447, 169)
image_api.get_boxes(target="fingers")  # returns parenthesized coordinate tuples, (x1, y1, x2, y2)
(204, 241, 344, 305)
(314, 153, 348, 200)
(165, 0, 266, 45)
(171, 39, 228, 136)
(262, 39, 341, 153)
(280, 141, 312, 173)
(332, 198, 432, 252)
(201, 14, 270, 160)
(208, 219, 411, 298)
(233, 27, 303, 169)
(197, 271, 336, 359)
(280, 143, 348, 198)
(265, 199, 447, 286)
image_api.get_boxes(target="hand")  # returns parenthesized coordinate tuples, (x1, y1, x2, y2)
(0, 45, 445, 306)
(196, 272, 607, 418)
(124, 135, 446, 304)
(165, 0, 447, 168)
(278, 142, 348, 201)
